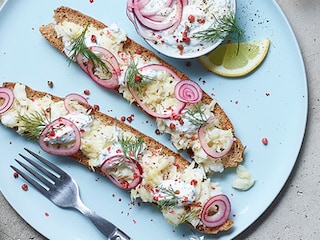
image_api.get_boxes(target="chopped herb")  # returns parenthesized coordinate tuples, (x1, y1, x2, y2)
(118, 135, 144, 160)
(69, 23, 111, 78)
(156, 186, 181, 209)
(105, 155, 130, 170)
(17, 109, 51, 141)
(125, 61, 153, 94)
(194, 13, 244, 52)
(184, 103, 208, 127)
(178, 209, 200, 225)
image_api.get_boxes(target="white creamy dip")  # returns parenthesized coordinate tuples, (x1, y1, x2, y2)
(159, 103, 213, 133)
(44, 113, 93, 145)
(136, 0, 235, 56)
(153, 179, 196, 207)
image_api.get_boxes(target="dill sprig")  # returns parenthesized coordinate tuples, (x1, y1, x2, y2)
(178, 208, 200, 225)
(125, 61, 153, 94)
(17, 109, 51, 141)
(105, 155, 130, 170)
(118, 135, 144, 160)
(69, 23, 111, 78)
(193, 13, 244, 46)
(156, 186, 181, 209)
(184, 103, 208, 127)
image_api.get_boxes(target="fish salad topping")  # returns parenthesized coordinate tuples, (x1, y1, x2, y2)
(0, 82, 233, 230)
(54, 20, 236, 174)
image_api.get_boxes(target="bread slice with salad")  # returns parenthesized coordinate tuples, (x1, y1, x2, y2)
(0, 81, 233, 234)
(39, 6, 245, 175)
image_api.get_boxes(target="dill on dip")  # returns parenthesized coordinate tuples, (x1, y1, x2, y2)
(118, 135, 144, 160)
(193, 13, 244, 44)
(125, 61, 153, 94)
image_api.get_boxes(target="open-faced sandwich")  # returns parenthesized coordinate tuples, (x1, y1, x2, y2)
(0, 82, 233, 234)
(39, 6, 245, 174)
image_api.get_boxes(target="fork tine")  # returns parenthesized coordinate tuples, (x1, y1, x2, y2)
(18, 153, 58, 182)
(15, 157, 54, 187)
(10, 165, 49, 196)
(24, 148, 67, 176)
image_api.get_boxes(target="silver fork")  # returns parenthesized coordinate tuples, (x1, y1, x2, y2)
(10, 148, 132, 240)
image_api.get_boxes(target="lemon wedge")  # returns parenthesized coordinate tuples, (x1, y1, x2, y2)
(199, 39, 270, 77)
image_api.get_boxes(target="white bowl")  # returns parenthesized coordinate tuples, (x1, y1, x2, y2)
(128, 0, 236, 59)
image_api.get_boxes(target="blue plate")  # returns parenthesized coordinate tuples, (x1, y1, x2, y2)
(0, 0, 307, 239)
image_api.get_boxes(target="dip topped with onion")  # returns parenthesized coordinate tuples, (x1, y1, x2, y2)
(126, 0, 236, 58)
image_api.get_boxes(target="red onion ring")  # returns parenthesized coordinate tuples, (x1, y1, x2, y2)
(132, 1, 176, 31)
(64, 93, 89, 114)
(181, 0, 188, 6)
(39, 117, 81, 156)
(201, 194, 231, 228)
(100, 154, 143, 189)
(145, 14, 168, 22)
(86, 60, 119, 89)
(127, 0, 150, 10)
(75, 53, 89, 74)
(89, 46, 121, 75)
(126, 1, 154, 40)
(76, 46, 120, 89)
(127, 64, 186, 119)
(140, 0, 173, 16)
(0, 87, 14, 114)
(198, 116, 234, 158)
(166, 0, 183, 34)
(127, 0, 183, 36)
(174, 80, 203, 103)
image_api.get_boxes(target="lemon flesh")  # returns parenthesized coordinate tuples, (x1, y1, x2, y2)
(199, 39, 270, 77)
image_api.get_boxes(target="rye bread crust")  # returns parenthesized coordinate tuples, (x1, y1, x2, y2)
(39, 6, 245, 169)
(2, 81, 233, 234)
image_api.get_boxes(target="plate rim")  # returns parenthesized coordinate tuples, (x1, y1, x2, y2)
(0, 0, 308, 239)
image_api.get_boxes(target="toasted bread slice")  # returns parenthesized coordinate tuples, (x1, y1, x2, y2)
(1, 81, 233, 234)
(39, 6, 245, 173)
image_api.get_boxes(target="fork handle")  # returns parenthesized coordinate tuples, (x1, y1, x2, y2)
(76, 201, 132, 240)
(86, 212, 132, 240)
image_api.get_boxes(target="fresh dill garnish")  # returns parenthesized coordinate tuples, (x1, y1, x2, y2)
(183, 103, 208, 127)
(155, 186, 199, 223)
(178, 209, 200, 225)
(17, 109, 51, 141)
(69, 23, 111, 78)
(118, 135, 144, 160)
(125, 61, 153, 94)
(105, 155, 130, 170)
(156, 186, 181, 209)
(193, 13, 244, 49)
